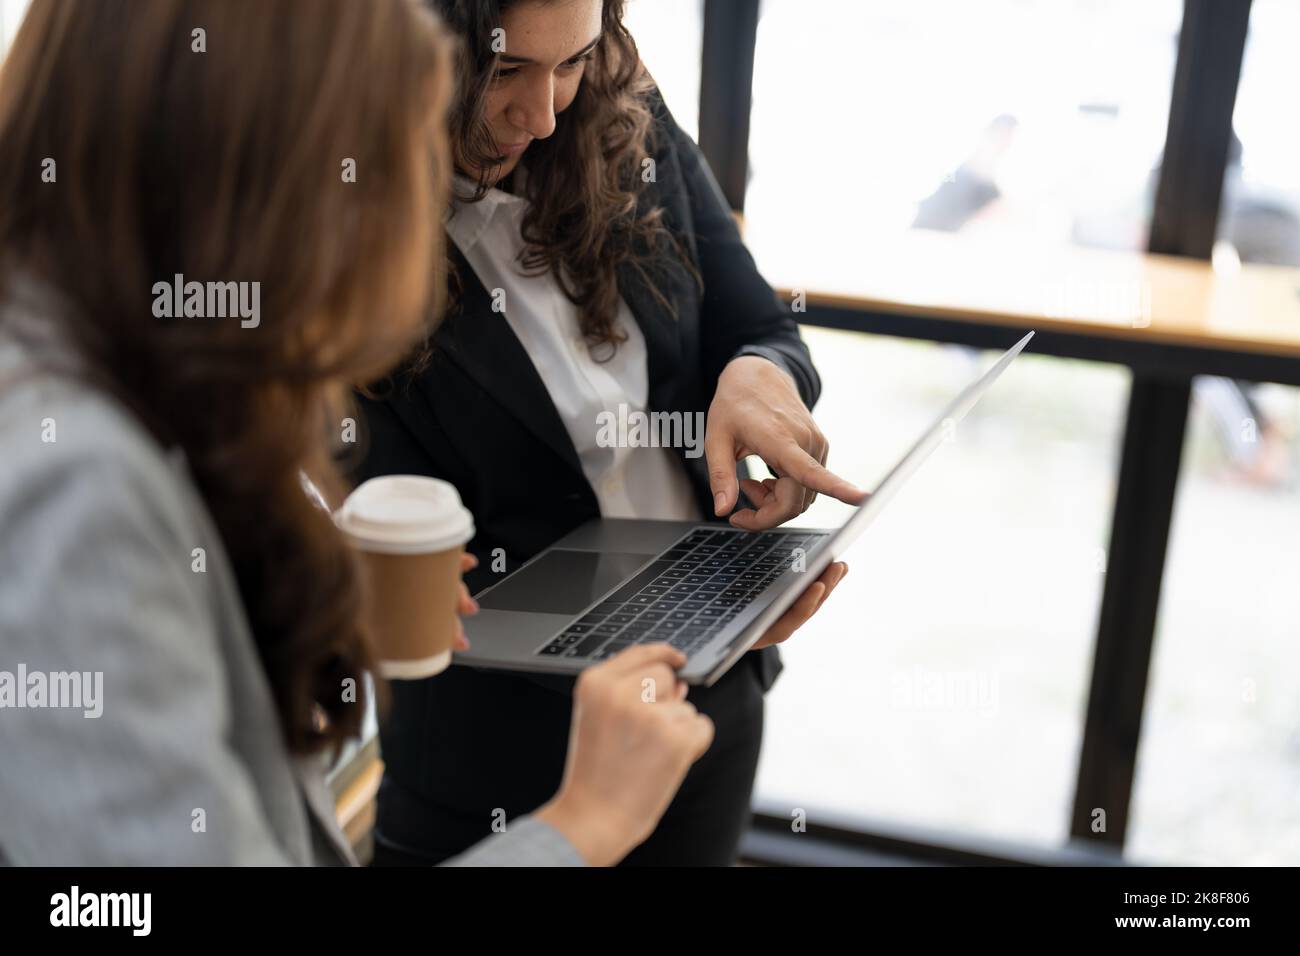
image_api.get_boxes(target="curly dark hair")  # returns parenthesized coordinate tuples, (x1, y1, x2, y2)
(430, 0, 700, 352)
(0, 0, 454, 755)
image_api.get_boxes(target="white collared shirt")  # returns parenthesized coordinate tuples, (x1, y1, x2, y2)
(445, 175, 701, 521)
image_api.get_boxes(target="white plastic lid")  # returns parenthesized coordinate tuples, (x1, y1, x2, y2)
(335, 476, 474, 554)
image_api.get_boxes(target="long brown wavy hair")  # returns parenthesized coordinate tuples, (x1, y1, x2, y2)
(431, 0, 700, 351)
(0, 0, 453, 755)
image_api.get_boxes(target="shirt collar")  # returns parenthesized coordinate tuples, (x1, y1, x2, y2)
(445, 171, 529, 252)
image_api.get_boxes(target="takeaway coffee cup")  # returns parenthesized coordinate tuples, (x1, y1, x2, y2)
(335, 476, 474, 679)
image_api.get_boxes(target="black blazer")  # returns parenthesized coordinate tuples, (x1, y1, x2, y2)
(353, 90, 821, 695)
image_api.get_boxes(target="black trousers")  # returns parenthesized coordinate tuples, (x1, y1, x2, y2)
(371, 651, 766, 867)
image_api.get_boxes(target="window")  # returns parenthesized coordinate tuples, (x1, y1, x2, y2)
(1, 0, 31, 58)
(754, 329, 1128, 848)
(1214, 0, 1300, 269)
(1127, 379, 1300, 865)
(623, 0, 703, 142)
(1121, 0, 1300, 865)
(743, 0, 1184, 291)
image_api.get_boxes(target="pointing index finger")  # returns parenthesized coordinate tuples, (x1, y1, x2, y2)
(770, 444, 867, 505)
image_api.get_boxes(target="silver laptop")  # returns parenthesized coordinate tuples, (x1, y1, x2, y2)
(460, 331, 1034, 686)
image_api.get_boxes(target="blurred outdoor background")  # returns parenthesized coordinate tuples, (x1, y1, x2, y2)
(626, 0, 1300, 865)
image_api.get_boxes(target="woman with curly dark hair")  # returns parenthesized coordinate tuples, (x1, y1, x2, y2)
(356, 0, 862, 866)
(0, 0, 715, 866)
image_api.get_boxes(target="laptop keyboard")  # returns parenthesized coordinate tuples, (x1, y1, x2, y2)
(535, 527, 827, 661)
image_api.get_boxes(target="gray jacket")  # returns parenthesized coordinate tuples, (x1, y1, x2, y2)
(0, 291, 583, 866)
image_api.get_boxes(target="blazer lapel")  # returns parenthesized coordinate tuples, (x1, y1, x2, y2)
(420, 239, 693, 480)
(427, 245, 586, 480)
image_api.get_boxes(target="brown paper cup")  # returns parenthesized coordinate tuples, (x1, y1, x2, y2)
(356, 545, 464, 678)
(335, 476, 475, 680)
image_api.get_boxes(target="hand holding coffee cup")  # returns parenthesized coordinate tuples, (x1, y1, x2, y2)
(335, 476, 474, 679)
(453, 552, 480, 651)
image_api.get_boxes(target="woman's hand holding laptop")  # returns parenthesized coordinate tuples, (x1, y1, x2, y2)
(747, 560, 850, 649)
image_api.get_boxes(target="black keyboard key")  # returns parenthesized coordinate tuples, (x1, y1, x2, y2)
(570, 633, 608, 657)
(601, 560, 676, 605)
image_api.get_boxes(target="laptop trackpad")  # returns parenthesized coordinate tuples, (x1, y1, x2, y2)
(476, 549, 651, 615)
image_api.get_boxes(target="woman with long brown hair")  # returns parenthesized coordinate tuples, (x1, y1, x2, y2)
(355, 0, 860, 866)
(0, 0, 712, 866)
